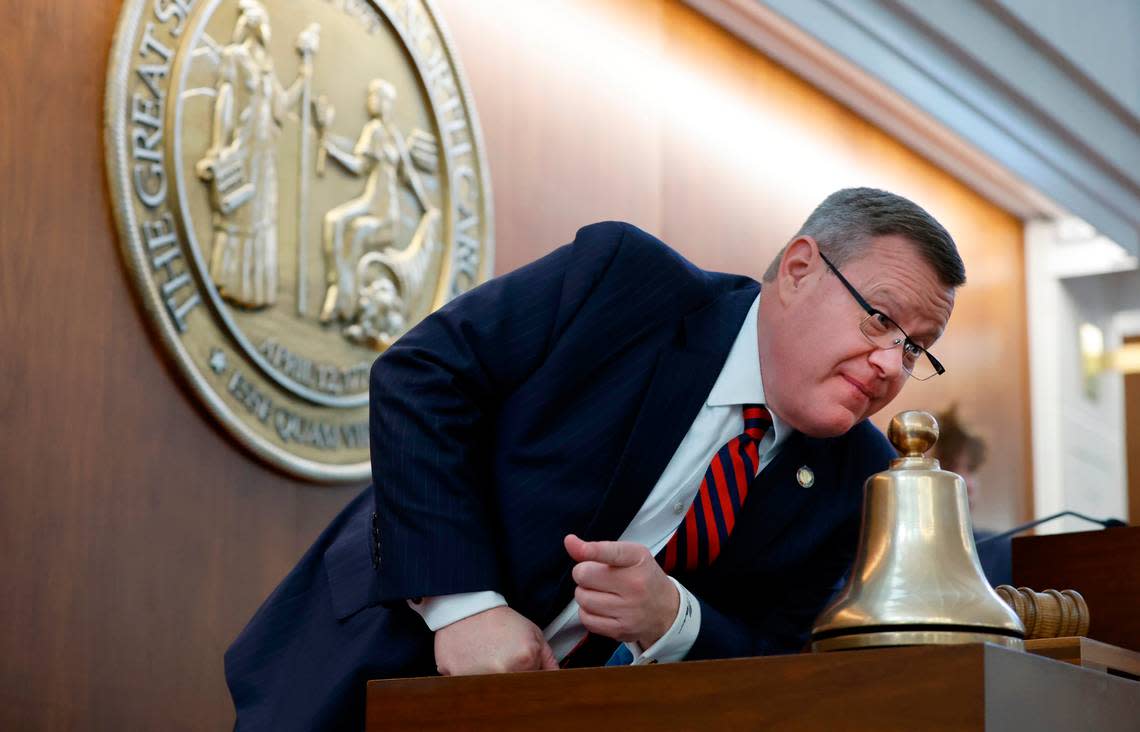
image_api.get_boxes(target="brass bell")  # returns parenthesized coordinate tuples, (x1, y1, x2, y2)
(811, 410, 1025, 651)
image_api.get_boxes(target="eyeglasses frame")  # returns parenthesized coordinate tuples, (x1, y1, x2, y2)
(815, 249, 946, 381)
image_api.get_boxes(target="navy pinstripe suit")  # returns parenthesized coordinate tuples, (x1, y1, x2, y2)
(225, 221, 895, 730)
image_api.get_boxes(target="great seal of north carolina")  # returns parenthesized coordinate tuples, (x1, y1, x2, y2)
(105, 0, 493, 482)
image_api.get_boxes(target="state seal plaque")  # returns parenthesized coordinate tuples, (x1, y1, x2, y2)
(105, 0, 493, 482)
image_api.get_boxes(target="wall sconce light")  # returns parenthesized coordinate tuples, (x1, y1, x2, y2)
(1079, 322, 1140, 399)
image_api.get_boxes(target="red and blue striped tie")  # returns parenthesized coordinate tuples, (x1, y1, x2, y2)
(659, 404, 772, 572)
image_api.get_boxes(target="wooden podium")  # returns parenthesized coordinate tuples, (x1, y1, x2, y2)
(1013, 525, 1140, 653)
(366, 644, 1140, 730)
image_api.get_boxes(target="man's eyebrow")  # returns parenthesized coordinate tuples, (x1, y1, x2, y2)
(905, 325, 941, 350)
(866, 288, 939, 347)
(865, 288, 904, 320)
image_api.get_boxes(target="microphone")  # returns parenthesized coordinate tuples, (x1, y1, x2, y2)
(975, 511, 1127, 546)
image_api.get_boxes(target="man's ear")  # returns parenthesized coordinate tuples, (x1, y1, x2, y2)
(774, 236, 821, 305)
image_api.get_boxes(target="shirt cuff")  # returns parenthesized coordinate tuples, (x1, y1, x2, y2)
(406, 591, 508, 632)
(626, 576, 700, 665)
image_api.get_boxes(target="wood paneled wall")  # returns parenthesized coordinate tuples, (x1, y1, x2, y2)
(1125, 337, 1140, 524)
(438, 0, 1030, 529)
(0, 0, 1030, 728)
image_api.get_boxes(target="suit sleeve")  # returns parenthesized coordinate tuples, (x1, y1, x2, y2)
(369, 223, 626, 604)
(685, 424, 896, 659)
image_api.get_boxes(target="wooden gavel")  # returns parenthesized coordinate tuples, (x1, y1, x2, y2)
(995, 586, 1090, 639)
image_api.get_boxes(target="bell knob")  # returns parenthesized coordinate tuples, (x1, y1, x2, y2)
(888, 410, 938, 457)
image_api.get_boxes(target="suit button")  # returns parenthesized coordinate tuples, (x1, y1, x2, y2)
(673, 502, 685, 515)
(371, 512, 382, 569)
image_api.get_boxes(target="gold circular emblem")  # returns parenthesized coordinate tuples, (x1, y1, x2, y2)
(796, 466, 815, 489)
(105, 0, 493, 482)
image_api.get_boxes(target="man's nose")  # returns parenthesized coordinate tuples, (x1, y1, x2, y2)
(867, 344, 905, 379)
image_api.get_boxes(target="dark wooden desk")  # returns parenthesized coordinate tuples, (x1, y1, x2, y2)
(366, 644, 1140, 730)
(1027, 636, 1140, 678)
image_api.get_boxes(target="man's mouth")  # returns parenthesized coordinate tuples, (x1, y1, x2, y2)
(841, 374, 874, 400)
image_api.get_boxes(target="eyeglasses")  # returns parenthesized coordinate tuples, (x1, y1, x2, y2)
(817, 251, 945, 381)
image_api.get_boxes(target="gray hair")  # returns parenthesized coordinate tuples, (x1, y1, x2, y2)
(762, 188, 966, 287)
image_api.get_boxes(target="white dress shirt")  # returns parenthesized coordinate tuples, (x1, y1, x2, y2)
(411, 293, 791, 664)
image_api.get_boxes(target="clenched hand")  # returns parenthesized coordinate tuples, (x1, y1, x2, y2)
(433, 605, 558, 676)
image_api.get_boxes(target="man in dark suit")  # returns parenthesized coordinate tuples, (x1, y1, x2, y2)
(226, 188, 964, 729)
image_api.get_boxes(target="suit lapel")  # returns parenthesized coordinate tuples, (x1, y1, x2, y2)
(544, 285, 759, 620)
(586, 285, 760, 543)
(726, 434, 843, 560)
(580, 348, 721, 543)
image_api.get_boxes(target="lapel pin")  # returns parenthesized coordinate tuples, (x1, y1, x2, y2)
(796, 466, 815, 488)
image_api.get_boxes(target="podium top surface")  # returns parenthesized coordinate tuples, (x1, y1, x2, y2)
(367, 643, 1139, 731)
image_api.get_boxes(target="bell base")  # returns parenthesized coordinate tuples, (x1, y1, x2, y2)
(812, 629, 1024, 652)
